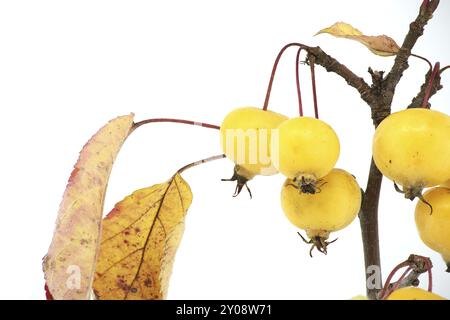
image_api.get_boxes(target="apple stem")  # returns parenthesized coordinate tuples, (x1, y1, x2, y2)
(379, 261, 410, 299)
(177, 154, 226, 175)
(295, 47, 304, 116)
(385, 266, 412, 297)
(132, 118, 220, 132)
(411, 53, 433, 71)
(421, 62, 440, 109)
(440, 65, 450, 74)
(262, 42, 309, 111)
(379, 254, 433, 299)
(308, 54, 319, 119)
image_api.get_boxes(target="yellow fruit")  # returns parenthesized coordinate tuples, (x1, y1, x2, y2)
(387, 287, 446, 300)
(351, 295, 368, 300)
(280, 168, 361, 255)
(415, 187, 450, 271)
(443, 180, 450, 189)
(373, 109, 450, 199)
(220, 107, 288, 177)
(275, 117, 340, 193)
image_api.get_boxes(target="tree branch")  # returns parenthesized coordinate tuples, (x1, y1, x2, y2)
(384, 0, 440, 106)
(359, 160, 383, 299)
(304, 0, 442, 300)
(277, 1, 441, 300)
(306, 46, 375, 106)
(357, 1, 440, 300)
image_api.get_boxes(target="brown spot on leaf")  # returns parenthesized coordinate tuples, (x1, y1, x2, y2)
(144, 278, 153, 287)
(93, 174, 192, 300)
(117, 278, 129, 292)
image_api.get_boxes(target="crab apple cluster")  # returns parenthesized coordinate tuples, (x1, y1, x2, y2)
(373, 108, 450, 270)
(219, 98, 450, 267)
(220, 106, 361, 256)
(217, 38, 449, 299)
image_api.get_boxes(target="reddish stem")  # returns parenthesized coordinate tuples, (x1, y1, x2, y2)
(379, 255, 433, 299)
(132, 118, 220, 132)
(295, 47, 304, 116)
(263, 42, 309, 111)
(379, 261, 410, 299)
(411, 53, 433, 71)
(421, 62, 440, 109)
(308, 55, 319, 119)
(386, 266, 413, 297)
(440, 65, 450, 74)
(177, 154, 226, 174)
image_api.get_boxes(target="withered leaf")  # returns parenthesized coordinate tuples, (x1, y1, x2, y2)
(316, 22, 400, 56)
(93, 173, 193, 300)
(43, 114, 135, 300)
(316, 22, 363, 37)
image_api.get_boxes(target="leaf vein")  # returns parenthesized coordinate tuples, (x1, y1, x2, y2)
(124, 179, 173, 299)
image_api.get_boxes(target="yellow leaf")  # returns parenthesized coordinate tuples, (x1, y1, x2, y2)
(93, 173, 193, 300)
(43, 114, 135, 300)
(316, 22, 400, 57)
(316, 22, 363, 37)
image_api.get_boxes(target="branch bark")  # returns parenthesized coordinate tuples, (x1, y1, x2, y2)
(306, 46, 376, 106)
(304, 0, 440, 299)
(408, 68, 443, 108)
(359, 160, 383, 298)
(384, 0, 440, 106)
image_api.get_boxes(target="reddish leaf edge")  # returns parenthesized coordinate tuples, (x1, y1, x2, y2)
(45, 283, 54, 300)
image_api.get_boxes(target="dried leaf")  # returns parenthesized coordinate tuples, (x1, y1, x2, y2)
(93, 173, 193, 300)
(316, 22, 400, 57)
(43, 114, 135, 300)
(352, 35, 400, 56)
(315, 22, 363, 37)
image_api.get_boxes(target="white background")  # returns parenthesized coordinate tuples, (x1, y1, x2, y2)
(0, 0, 449, 299)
